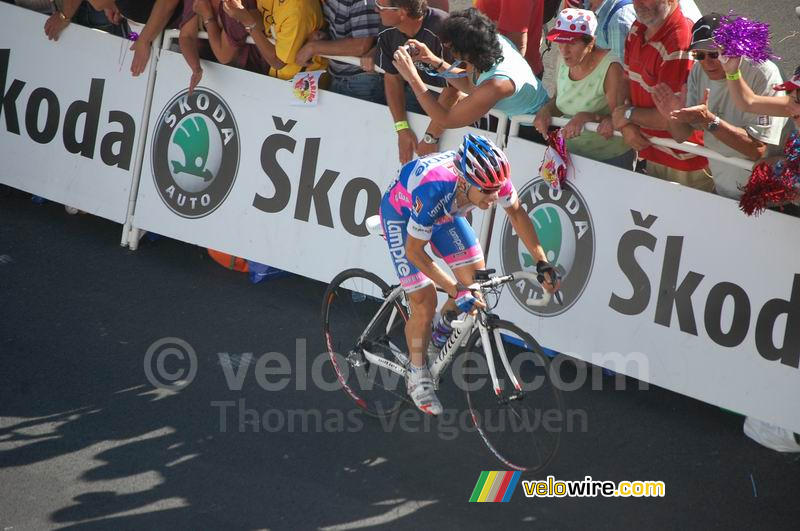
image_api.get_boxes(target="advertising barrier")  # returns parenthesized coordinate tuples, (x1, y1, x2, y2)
(0, 4, 151, 223)
(131, 49, 486, 284)
(492, 136, 800, 432)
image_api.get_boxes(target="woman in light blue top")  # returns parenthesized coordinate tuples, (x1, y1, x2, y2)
(391, 8, 549, 128)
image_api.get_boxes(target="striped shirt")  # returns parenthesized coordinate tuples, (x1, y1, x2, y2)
(624, 7, 707, 171)
(322, 0, 382, 76)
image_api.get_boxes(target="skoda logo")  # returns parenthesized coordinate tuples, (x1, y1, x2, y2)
(500, 178, 595, 316)
(151, 88, 239, 218)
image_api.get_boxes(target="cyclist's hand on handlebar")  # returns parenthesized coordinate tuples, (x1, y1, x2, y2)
(536, 260, 561, 293)
(454, 283, 486, 314)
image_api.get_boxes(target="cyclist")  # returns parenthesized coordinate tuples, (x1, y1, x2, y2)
(379, 133, 560, 415)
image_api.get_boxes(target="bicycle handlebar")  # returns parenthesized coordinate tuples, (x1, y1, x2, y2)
(476, 271, 563, 307)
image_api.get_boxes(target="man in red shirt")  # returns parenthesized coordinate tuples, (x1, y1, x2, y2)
(475, 0, 544, 78)
(611, 0, 712, 191)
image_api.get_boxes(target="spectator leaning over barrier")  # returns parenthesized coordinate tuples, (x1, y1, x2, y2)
(44, 0, 125, 41)
(178, 0, 269, 94)
(375, 0, 461, 163)
(652, 14, 788, 201)
(474, 0, 545, 79)
(222, 0, 327, 81)
(88, 0, 182, 76)
(533, 8, 634, 170)
(294, 0, 382, 104)
(611, 0, 712, 192)
(392, 8, 549, 133)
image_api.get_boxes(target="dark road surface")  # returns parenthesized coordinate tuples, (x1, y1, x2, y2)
(2, 1, 800, 528)
(1, 187, 798, 529)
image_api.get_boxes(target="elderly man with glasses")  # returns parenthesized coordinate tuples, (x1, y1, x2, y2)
(653, 13, 789, 200)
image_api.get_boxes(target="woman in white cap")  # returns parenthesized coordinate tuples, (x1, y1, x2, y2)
(533, 7, 633, 169)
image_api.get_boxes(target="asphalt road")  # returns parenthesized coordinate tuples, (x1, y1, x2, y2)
(2, 2, 800, 529)
(1, 188, 798, 529)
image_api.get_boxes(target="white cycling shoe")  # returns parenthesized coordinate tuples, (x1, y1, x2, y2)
(406, 364, 443, 416)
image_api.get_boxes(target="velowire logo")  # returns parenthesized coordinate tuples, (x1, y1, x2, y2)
(500, 178, 595, 316)
(151, 88, 239, 218)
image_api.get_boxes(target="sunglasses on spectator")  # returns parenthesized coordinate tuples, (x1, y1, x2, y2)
(691, 50, 720, 61)
(374, 0, 400, 10)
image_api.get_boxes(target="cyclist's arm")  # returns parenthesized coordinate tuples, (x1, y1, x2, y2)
(504, 199, 559, 292)
(405, 235, 459, 297)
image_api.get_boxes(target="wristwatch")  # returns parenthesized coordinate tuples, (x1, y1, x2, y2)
(422, 133, 440, 144)
(706, 115, 721, 132)
(623, 106, 634, 122)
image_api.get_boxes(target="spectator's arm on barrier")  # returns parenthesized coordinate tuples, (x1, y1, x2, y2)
(533, 95, 561, 139)
(272, 8, 325, 72)
(360, 45, 377, 73)
(599, 61, 627, 139)
(132, 0, 181, 76)
(619, 123, 651, 151)
(178, 13, 204, 94)
(44, 0, 80, 41)
(297, 36, 375, 67)
(385, 74, 416, 164)
(224, 0, 285, 71)
(194, 0, 238, 65)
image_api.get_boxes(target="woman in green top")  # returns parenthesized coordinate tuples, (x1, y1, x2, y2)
(533, 8, 634, 170)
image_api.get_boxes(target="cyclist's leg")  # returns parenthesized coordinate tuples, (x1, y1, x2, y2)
(431, 216, 486, 299)
(379, 197, 437, 367)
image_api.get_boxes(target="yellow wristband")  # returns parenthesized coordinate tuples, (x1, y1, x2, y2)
(726, 70, 741, 81)
(394, 120, 410, 132)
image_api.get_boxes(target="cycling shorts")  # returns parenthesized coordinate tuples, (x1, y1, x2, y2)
(379, 194, 484, 292)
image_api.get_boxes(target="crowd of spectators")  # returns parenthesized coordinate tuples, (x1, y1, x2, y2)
(9, 0, 800, 211)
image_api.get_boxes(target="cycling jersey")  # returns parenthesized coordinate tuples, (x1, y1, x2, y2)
(379, 151, 517, 292)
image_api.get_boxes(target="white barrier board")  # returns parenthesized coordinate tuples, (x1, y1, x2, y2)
(491, 136, 800, 432)
(0, 4, 149, 223)
(133, 50, 485, 284)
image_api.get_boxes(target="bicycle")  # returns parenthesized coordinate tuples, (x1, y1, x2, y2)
(321, 215, 565, 473)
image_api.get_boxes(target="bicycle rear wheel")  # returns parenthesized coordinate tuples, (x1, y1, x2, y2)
(321, 268, 408, 418)
(461, 319, 564, 473)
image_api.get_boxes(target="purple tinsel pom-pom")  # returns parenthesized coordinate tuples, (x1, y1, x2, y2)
(713, 13, 777, 64)
(128, 31, 139, 42)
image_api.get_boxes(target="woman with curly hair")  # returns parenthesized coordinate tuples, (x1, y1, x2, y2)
(391, 7, 548, 129)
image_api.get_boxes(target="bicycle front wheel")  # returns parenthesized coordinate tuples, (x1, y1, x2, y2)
(321, 268, 408, 418)
(461, 319, 564, 474)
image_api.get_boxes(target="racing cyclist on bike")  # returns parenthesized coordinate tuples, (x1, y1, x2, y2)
(379, 133, 560, 416)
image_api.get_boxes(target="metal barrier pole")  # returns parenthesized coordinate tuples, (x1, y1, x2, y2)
(120, 31, 163, 249)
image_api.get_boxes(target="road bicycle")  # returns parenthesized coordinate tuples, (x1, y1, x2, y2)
(321, 216, 565, 473)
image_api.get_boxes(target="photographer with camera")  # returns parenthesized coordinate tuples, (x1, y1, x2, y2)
(375, 0, 460, 164)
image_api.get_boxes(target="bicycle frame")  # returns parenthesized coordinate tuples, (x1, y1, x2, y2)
(358, 281, 532, 398)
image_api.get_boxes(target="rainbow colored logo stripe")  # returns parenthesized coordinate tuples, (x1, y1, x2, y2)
(469, 471, 521, 502)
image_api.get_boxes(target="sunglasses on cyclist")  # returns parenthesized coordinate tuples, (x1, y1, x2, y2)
(691, 50, 720, 61)
(463, 179, 500, 196)
(374, 0, 400, 11)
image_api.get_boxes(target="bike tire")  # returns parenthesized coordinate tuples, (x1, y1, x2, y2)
(321, 268, 409, 418)
(461, 319, 564, 474)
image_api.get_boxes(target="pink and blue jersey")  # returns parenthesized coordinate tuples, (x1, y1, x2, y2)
(379, 151, 517, 292)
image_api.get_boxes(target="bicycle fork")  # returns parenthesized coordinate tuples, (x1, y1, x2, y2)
(480, 322, 523, 398)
